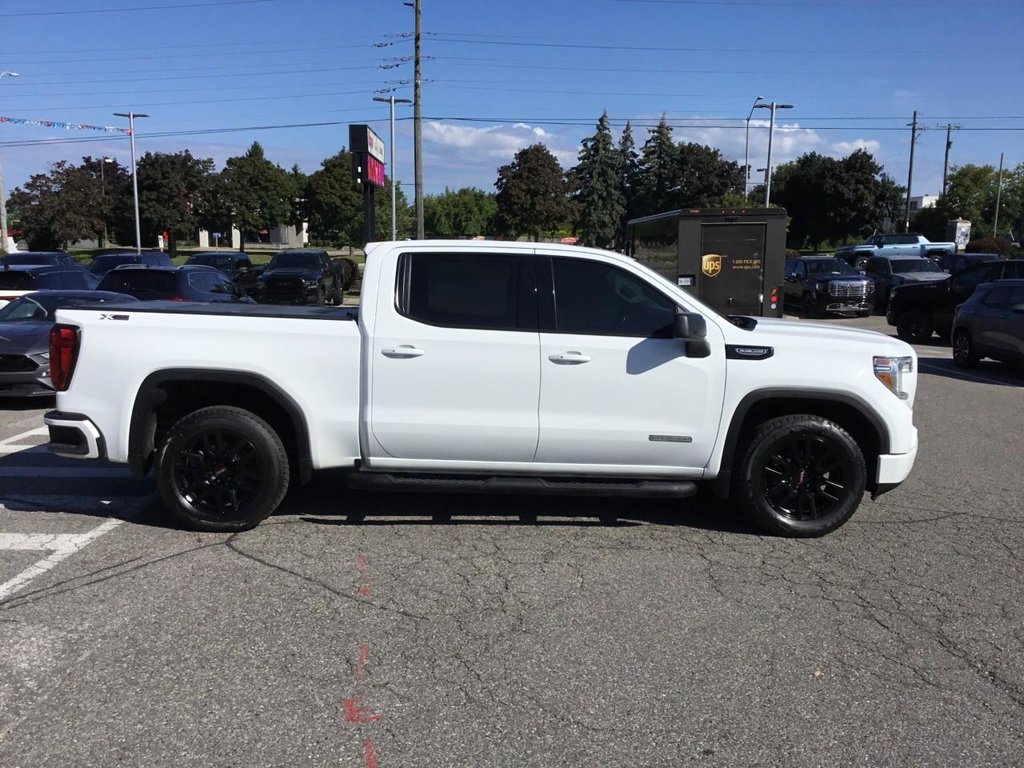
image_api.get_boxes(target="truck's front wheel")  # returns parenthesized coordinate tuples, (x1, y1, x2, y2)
(155, 406, 290, 532)
(734, 415, 866, 537)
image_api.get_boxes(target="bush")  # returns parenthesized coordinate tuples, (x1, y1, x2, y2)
(965, 237, 1016, 257)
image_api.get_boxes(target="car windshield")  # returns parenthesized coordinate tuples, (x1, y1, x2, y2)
(891, 259, 941, 274)
(0, 296, 48, 321)
(0, 272, 35, 289)
(806, 259, 856, 275)
(2, 254, 60, 266)
(268, 252, 319, 269)
(99, 272, 177, 294)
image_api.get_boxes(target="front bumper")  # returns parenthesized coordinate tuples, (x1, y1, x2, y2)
(872, 426, 918, 497)
(44, 411, 106, 460)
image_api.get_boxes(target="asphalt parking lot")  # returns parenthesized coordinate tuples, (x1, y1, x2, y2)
(1, 314, 1022, 768)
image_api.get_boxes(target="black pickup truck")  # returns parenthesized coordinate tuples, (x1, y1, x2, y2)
(886, 259, 1024, 342)
(250, 249, 345, 305)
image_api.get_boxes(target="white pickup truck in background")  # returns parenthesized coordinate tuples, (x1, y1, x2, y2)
(44, 240, 920, 537)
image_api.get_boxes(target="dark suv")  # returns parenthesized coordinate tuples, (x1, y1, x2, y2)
(96, 265, 254, 303)
(87, 250, 173, 276)
(886, 259, 1024, 342)
(184, 251, 261, 294)
(251, 249, 344, 305)
(0, 251, 76, 267)
(951, 280, 1024, 369)
(937, 252, 1003, 274)
(0, 265, 98, 306)
(783, 256, 874, 317)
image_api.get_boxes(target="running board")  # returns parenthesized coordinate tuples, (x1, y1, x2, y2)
(347, 472, 698, 498)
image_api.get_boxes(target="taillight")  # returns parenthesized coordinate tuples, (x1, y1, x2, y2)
(168, 296, 186, 301)
(49, 324, 80, 392)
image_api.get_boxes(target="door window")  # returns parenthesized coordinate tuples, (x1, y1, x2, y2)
(982, 285, 1011, 308)
(549, 257, 676, 338)
(397, 252, 523, 331)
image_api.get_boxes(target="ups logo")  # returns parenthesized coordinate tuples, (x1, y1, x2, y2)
(702, 253, 722, 278)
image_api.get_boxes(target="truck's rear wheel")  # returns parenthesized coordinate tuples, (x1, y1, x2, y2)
(896, 310, 933, 343)
(155, 406, 290, 532)
(734, 414, 866, 537)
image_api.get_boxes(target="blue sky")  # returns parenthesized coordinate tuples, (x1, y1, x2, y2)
(1, 0, 1022, 208)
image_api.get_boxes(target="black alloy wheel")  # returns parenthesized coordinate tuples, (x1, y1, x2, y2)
(952, 328, 980, 368)
(156, 406, 289, 532)
(734, 414, 866, 537)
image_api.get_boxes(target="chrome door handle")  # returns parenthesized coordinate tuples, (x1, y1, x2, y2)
(548, 352, 592, 364)
(381, 346, 424, 358)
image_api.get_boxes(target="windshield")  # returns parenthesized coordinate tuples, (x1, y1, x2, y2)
(891, 259, 942, 274)
(0, 296, 48, 321)
(268, 252, 319, 269)
(806, 259, 857, 276)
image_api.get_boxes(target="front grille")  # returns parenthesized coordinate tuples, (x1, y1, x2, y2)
(0, 354, 38, 373)
(263, 277, 307, 302)
(828, 281, 872, 299)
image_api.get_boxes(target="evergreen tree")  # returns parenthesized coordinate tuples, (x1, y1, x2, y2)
(675, 142, 744, 209)
(636, 116, 678, 216)
(221, 142, 294, 250)
(571, 111, 625, 249)
(617, 121, 641, 244)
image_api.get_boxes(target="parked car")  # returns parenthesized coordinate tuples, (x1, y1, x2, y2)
(863, 256, 947, 311)
(783, 256, 874, 317)
(0, 265, 99, 308)
(183, 251, 261, 294)
(951, 280, 1024, 369)
(250, 248, 344, 305)
(96, 265, 255, 303)
(0, 251, 76, 267)
(87, 249, 173, 276)
(936, 251, 1004, 274)
(835, 233, 957, 269)
(0, 290, 137, 397)
(886, 258, 1024, 342)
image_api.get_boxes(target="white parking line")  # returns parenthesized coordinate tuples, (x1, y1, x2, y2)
(0, 427, 49, 446)
(0, 519, 123, 601)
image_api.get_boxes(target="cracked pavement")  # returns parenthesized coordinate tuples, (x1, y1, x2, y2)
(0, 355, 1022, 767)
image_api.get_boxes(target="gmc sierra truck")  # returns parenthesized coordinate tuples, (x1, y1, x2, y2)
(43, 240, 920, 538)
(836, 234, 957, 269)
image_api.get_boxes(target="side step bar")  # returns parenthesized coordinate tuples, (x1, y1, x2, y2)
(347, 472, 698, 499)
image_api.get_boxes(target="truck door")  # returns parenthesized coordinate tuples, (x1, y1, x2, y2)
(535, 254, 726, 472)
(698, 223, 765, 315)
(366, 248, 541, 463)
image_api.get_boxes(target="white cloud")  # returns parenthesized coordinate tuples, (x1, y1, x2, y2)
(673, 118, 826, 169)
(831, 139, 882, 156)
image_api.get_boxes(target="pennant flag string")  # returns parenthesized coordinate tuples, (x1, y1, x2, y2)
(0, 116, 132, 134)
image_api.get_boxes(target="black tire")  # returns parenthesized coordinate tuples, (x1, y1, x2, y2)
(332, 281, 343, 306)
(856, 310, 871, 318)
(896, 310, 933, 343)
(155, 406, 290, 532)
(733, 414, 866, 537)
(952, 328, 980, 368)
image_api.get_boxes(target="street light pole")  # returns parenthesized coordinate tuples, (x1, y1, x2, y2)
(0, 71, 20, 255)
(743, 96, 764, 197)
(99, 157, 114, 247)
(114, 111, 148, 254)
(756, 101, 793, 207)
(373, 94, 412, 241)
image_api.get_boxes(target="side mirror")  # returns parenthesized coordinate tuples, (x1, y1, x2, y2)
(673, 312, 707, 340)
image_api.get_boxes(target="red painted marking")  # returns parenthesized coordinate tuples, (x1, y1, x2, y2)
(355, 554, 372, 596)
(342, 695, 381, 724)
(363, 738, 378, 768)
(356, 584, 372, 597)
(355, 642, 370, 682)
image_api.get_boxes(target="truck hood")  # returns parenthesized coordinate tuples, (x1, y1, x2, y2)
(259, 268, 319, 280)
(893, 273, 948, 284)
(0, 321, 50, 354)
(728, 315, 911, 353)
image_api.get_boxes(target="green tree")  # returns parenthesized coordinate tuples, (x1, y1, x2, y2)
(617, 121, 641, 243)
(424, 187, 496, 238)
(221, 142, 294, 250)
(136, 150, 215, 256)
(494, 144, 569, 241)
(674, 142, 744, 208)
(635, 116, 677, 216)
(570, 111, 625, 249)
(9, 160, 105, 249)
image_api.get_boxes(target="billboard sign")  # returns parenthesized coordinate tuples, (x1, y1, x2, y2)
(349, 124, 385, 163)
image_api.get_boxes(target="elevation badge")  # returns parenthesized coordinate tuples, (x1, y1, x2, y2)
(701, 253, 722, 278)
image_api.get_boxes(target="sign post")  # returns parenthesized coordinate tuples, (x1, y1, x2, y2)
(349, 124, 386, 246)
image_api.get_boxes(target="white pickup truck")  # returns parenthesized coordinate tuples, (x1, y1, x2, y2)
(44, 240, 919, 538)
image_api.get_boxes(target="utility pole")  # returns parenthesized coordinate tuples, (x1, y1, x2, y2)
(993, 152, 1004, 238)
(941, 123, 959, 195)
(0, 71, 19, 255)
(405, 0, 424, 239)
(373, 94, 411, 240)
(904, 111, 921, 232)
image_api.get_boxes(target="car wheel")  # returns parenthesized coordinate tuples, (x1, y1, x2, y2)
(733, 414, 866, 537)
(896, 310, 933, 343)
(856, 310, 871, 318)
(155, 406, 290, 532)
(332, 281, 343, 305)
(952, 328, 980, 368)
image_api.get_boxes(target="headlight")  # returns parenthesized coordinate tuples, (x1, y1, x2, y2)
(302, 278, 318, 288)
(873, 356, 913, 400)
